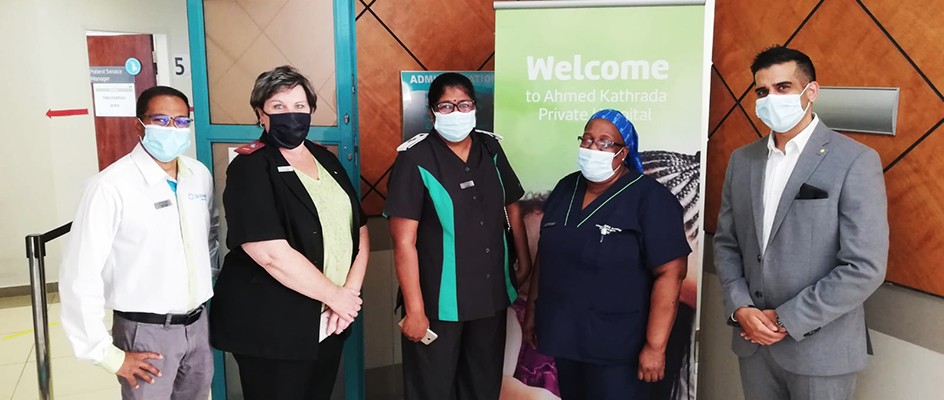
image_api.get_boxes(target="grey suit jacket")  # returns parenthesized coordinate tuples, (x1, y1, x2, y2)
(713, 121, 888, 376)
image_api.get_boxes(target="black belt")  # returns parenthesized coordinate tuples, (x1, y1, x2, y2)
(115, 305, 204, 326)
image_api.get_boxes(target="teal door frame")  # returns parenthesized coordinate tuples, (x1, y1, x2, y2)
(185, 1, 363, 399)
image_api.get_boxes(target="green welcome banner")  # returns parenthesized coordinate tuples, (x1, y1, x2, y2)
(496, 3, 707, 192)
(495, 1, 713, 399)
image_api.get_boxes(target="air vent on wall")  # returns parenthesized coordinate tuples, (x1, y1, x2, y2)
(816, 86, 899, 136)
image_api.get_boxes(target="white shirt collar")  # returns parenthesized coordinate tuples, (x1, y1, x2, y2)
(767, 114, 819, 156)
(130, 143, 191, 184)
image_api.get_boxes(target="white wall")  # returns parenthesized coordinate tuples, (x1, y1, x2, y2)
(856, 330, 944, 400)
(0, 0, 194, 288)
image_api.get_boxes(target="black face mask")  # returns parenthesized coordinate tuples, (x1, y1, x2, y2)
(265, 112, 311, 149)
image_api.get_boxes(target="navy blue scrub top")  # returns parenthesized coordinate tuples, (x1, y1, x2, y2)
(535, 169, 690, 365)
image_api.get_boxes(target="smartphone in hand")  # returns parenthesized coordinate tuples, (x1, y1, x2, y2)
(398, 318, 438, 345)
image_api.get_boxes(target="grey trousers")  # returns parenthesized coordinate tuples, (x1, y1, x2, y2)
(112, 310, 213, 400)
(739, 346, 857, 400)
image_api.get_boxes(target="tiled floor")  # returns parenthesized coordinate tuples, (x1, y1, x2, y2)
(0, 294, 120, 400)
(0, 291, 400, 400)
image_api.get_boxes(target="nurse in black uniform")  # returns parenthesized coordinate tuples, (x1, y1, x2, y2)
(386, 72, 532, 400)
(526, 109, 690, 399)
(210, 66, 368, 400)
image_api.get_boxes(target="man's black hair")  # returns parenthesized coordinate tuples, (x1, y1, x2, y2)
(751, 46, 816, 83)
(136, 86, 190, 118)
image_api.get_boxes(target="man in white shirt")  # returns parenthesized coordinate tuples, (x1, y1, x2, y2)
(714, 47, 888, 399)
(59, 86, 219, 400)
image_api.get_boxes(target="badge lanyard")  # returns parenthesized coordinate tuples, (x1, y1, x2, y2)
(564, 174, 643, 228)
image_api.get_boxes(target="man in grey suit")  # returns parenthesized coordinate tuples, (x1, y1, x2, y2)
(714, 46, 888, 400)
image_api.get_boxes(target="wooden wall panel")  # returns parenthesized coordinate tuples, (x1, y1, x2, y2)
(861, 0, 944, 94)
(481, 55, 495, 72)
(712, 0, 821, 97)
(360, 180, 386, 218)
(355, 0, 513, 215)
(705, 112, 762, 233)
(371, 0, 495, 70)
(356, 9, 424, 211)
(788, 0, 944, 166)
(707, 0, 944, 296)
(883, 123, 944, 296)
(708, 68, 737, 133)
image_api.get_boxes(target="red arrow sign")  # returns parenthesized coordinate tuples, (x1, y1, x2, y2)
(46, 108, 89, 118)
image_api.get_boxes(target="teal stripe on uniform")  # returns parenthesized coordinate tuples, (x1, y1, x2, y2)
(501, 230, 517, 303)
(492, 155, 518, 304)
(417, 166, 459, 321)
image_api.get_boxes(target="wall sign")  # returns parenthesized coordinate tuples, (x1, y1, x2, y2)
(125, 57, 142, 76)
(90, 66, 136, 117)
(400, 71, 494, 141)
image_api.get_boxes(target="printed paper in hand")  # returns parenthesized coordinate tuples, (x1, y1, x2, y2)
(319, 311, 330, 342)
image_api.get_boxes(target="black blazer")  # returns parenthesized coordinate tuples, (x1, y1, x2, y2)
(210, 140, 366, 360)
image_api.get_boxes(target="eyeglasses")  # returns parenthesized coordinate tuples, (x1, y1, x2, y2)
(433, 100, 476, 114)
(144, 114, 193, 128)
(578, 136, 624, 152)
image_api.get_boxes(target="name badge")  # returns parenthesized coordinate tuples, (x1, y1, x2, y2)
(277, 166, 294, 173)
(154, 200, 173, 209)
(459, 180, 475, 189)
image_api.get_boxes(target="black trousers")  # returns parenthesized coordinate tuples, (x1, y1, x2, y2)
(555, 357, 650, 400)
(402, 311, 507, 400)
(233, 334, 345, 400)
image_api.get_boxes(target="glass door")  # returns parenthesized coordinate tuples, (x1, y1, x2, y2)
(186, 0, 361, 398)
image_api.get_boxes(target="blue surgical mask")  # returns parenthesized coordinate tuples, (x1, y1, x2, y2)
(140, 122, 191, 162)
(755, 83, 812, 133)
(433, 109, 476, 142)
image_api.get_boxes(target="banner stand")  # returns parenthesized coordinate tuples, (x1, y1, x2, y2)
(494, 1, 715, 399)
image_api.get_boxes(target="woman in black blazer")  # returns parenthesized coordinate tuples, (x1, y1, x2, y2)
(210, 65, 369, 400)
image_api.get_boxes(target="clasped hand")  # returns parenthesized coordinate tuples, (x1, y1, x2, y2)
(736, 308, 787, 345)
(323, 285, 362, 335)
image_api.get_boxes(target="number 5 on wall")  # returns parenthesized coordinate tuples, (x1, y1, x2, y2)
(173, 54, 189, 77)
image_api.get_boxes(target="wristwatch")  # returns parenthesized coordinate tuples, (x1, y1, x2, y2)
(776, 315, 786, 329)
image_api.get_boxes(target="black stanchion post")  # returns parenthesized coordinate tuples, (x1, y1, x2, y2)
(26, 234, 53, 400)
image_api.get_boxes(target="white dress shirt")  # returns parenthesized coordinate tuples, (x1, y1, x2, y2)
(762, 115, 819, 253)
(59, 144, 219, 373)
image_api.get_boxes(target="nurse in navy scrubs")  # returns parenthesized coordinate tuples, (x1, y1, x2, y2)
(526, 109, 690, 399)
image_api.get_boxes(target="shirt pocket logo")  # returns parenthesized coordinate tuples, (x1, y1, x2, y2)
(594, 224, 623, 243)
